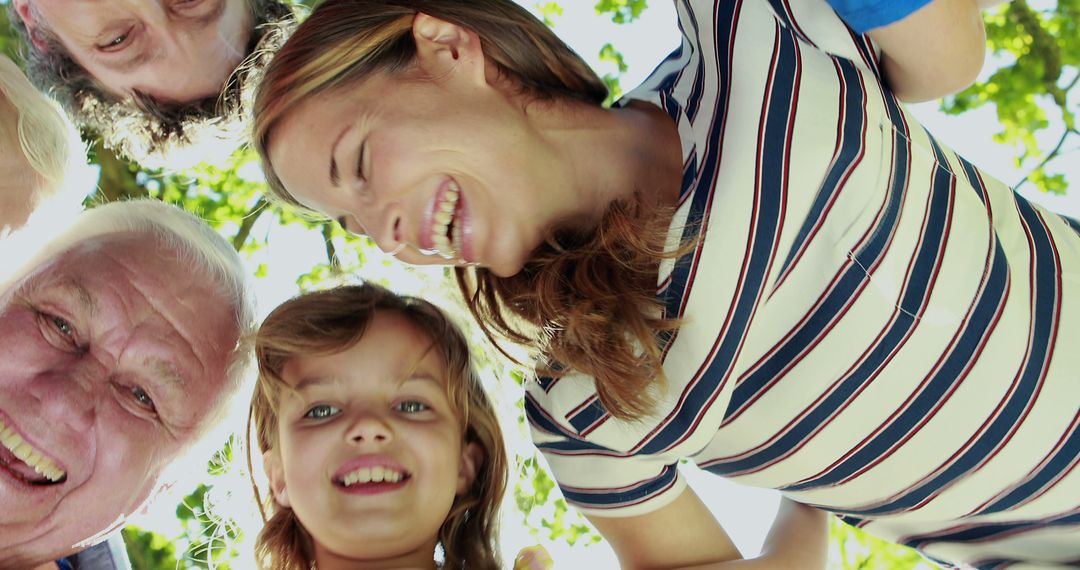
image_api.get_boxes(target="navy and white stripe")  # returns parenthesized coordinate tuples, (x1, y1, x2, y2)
(526, 0, 1080, 567)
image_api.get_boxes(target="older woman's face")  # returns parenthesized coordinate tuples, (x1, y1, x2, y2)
(0, 91, 41, 235)
(0, 232, 239, 563)
(12, 0, 253, 104)
(267, 15, 579, 278)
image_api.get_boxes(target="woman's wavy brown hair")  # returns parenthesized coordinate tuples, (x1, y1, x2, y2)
(252, 0, 683, 419)
(248, 283, 507, 570)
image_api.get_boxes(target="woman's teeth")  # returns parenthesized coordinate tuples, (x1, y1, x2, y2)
(0, 419, 66, 483)
(340, 466, 406, 487)
(432, 181, 463, 259)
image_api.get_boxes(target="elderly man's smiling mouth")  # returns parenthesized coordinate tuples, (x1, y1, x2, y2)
(0, 417, 67, 486)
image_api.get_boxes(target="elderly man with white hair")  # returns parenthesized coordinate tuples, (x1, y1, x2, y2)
(0, 199, 256, 570)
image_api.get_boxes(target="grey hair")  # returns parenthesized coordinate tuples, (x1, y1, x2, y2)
(0, 54, 90, 205)
(7, 0, 297, 167)
(0, 199, 258, 418)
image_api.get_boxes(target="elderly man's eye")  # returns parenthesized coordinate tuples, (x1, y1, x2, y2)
(38, 311, 80, 350)
(51, 315, 74, 336)
(130, 386, 157, 413)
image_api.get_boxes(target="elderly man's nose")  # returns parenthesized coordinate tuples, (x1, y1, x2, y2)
(31, 366, 98, 431)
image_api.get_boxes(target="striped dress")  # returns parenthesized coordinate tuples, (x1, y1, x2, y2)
(525, 0, 1080, 567)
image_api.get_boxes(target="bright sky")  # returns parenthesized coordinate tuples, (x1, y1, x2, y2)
(132, 1, 1077, 567)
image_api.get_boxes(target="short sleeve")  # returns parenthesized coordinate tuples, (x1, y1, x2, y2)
(823, 0, 934, 34)
(525, 382, 688, 518)
(66, 534, 132, 570)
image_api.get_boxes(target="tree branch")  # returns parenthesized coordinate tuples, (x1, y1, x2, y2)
(1012, 127, 1078, 192)
(93, 140, 148, 203)
(322, 222, 341, 272)
(230, 197, 268, 252)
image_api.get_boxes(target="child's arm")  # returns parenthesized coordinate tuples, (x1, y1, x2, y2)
(863, 0, 988, 102)
(587, 487, 827, 570)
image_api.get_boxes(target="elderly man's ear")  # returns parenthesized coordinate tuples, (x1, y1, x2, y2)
(263, 451, 291, 508)
(11, 0, 50, 52)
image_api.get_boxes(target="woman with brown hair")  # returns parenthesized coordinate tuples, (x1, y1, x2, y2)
(251, 0, 1080, 567)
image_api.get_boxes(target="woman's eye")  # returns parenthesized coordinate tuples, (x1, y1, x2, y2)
(356, 142, 367, 182)
(395, 400, 429, 414)
(304, 404, 340, 419)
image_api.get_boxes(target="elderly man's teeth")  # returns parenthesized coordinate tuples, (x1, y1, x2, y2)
(340, 466, 406, 487)
(0, 421, 66, 482)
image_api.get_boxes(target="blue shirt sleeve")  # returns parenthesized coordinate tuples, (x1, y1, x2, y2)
(824, 0, 935, 34)
(56, 534, 132, 570)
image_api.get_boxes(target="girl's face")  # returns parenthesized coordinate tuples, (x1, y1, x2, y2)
(266, 14, 576, 278)
(266, 311, 481, 566)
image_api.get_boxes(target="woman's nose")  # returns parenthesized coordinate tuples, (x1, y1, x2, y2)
(371, 206, 405, 257)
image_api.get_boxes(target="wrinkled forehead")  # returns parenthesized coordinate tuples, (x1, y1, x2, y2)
(22, 231, 180, 289)
(12, 230, 240, 378)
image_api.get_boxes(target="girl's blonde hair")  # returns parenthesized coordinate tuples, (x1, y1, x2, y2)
(252, 0, 682, 420)
(249, 283, 506, 570)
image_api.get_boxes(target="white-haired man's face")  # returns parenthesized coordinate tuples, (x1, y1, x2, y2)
(0, 232, 239, 567)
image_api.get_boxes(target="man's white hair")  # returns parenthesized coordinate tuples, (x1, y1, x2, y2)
(0, 198, 257, 414)
(0, 199, 259, 550)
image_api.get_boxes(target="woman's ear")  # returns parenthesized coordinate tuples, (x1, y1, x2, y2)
(11, 0, 50, 52)
(411, 12, 486, 86)
(456, 441, 485, 495)
(263, 450, 291, 508)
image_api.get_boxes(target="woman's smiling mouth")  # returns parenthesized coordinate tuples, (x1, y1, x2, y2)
(429, 180, 465, 260)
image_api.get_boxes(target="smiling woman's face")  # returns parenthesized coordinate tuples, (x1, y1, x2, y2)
(12, 0, 253, 104)
(0, 233, 239, 565)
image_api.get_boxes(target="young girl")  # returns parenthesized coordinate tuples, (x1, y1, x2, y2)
(249, 283, 533, 570)
(251, 0, 1079, 567)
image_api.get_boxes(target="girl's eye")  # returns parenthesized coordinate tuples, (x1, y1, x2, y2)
(304, 404, 340, 420)
(395, 400, 429, 414)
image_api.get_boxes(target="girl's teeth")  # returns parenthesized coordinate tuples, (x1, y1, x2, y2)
(340, 466, 406, 487)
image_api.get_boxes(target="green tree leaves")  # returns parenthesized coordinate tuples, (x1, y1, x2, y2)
(943, 0, 1079, 195)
